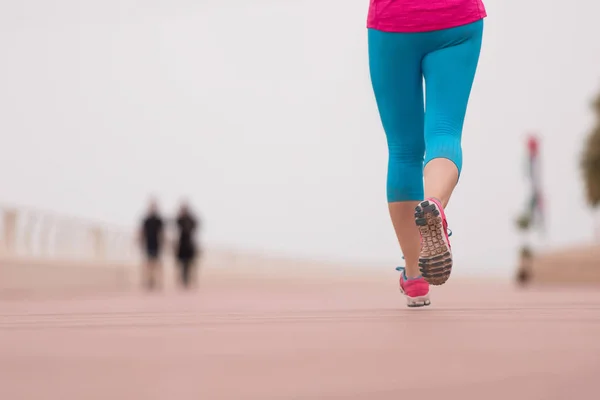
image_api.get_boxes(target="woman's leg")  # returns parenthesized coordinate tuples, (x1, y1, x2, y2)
(368, 29, 426, 279)
(423, 20, 483, 205)
(417, 20, 484, 285)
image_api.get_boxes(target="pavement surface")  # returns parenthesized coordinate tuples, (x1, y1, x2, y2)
(1, 277, 599, 400)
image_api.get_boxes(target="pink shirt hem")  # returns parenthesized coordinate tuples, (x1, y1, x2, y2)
(367, 0, 487, 33)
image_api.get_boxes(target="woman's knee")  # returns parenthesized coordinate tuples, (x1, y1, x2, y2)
(386, 159, 424, 202)
(424, 133, 463, 175)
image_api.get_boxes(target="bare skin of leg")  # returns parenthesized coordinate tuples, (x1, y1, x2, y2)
(424, 158, 459, 208)
(388, 201, 421, 278)
(388, 158, 458, 279)
(144, 262, 153, 290)
(143, 262, 152, 289)
(144, 260, 162, 290)
(153, 261, 163, 289)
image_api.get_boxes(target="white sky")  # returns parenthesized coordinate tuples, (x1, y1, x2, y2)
(1, 1, 599, 277)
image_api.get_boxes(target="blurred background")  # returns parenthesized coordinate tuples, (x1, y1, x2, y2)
(2, 2, 600, 400)
(1, 0, 600, 292)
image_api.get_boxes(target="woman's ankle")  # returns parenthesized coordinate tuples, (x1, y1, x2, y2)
(404, 265, 421, 279)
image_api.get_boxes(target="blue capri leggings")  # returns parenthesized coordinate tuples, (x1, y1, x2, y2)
(368, 20, 483, 202)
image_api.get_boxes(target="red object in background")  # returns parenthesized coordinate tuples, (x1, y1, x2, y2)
(526, 133, 545, 231)
(527, 135, 539, 158)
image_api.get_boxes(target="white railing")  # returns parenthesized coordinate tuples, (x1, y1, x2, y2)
(0, 205, 369, 295)
(0, 205, 137, 265)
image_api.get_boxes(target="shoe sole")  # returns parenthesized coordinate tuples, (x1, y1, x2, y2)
(406, 295, 431, 308)
(399, 287, 431, 307)
(414, 200, 453, 286)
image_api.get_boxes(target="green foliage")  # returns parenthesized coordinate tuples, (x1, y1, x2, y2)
(515, 213, 532, 231)
(581, 91, 600, 208)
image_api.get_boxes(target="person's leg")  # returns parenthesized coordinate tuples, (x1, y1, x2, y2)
(423, 20, 483, 205)
(143, 261, 154, 290)
(186, 258, 198, 289)
(368, 29, 426, 281)
(143, 250, 158, 290)
(176, 259, 185, 288)
(148, 259, 163, 290)
(154, 259, 163, 290)
(417, 20, 484, 285)
(182, 260, 191, 288)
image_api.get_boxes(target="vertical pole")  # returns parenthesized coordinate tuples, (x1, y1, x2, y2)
(3, 209, 17, 255)
(92, 227, 105, 262)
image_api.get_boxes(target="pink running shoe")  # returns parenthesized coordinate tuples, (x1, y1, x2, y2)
(397, 267, 430, 307)
(414, 197, 453, 285)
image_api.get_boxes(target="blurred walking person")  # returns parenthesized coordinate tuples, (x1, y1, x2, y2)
(139, 199, 165, 291)
(175, 202, 200, 289)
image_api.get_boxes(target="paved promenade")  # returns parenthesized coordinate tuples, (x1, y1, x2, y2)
(1, 276, 598, 400)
